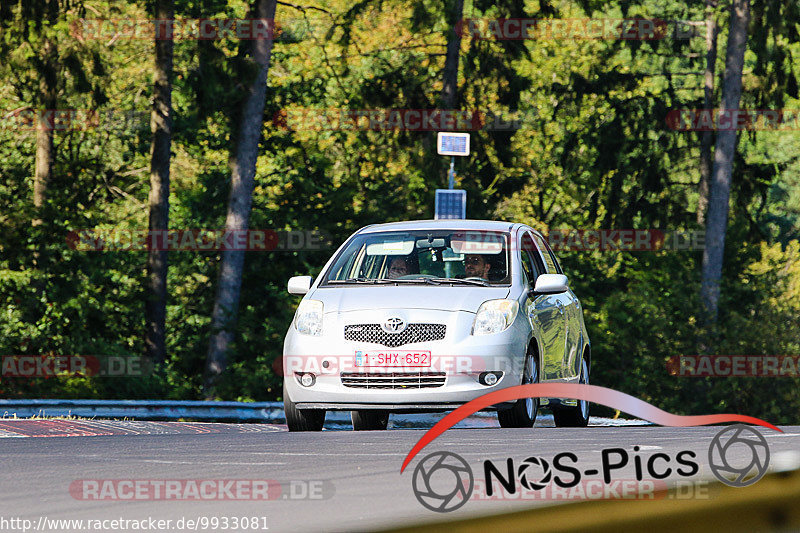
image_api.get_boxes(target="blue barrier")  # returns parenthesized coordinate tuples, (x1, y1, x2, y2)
(0, 399, 284, 421)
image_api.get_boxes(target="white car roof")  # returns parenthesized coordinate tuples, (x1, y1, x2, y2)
(358, 219, 517, 234)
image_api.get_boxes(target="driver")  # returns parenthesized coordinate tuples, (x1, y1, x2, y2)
(464, 254, 491, 279)
(387, 256, 410, 278)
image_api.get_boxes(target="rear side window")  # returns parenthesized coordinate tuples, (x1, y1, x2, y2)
(520, 231, 544, 286)
(532, 233, 561, 274)
(541, 236, 564, 274)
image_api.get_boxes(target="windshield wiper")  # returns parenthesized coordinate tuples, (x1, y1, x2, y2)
(375, 277, 485, 285)
(328, 277, 490, 286)
(427, 277, 490, 286)
(328, 278, 394, 284)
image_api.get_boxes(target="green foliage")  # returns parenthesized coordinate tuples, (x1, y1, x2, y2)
(0, 0, 798, 423)
(581, 242, 800, 425)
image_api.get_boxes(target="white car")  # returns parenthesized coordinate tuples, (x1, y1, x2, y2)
(282, 220, 591, 431)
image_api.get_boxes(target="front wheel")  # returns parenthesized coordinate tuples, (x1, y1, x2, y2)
(351, 410, 389, 430)
(498, 352, 538, 428)
(553, 357, 590, 427)
(284, 382, 326, 431)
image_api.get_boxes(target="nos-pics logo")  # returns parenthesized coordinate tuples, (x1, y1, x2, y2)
(708, 425, 769, 487)
(411, 452, 474, 512)
(411, 424, 770, 513)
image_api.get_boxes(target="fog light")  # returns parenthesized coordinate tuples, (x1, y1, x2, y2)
(299, 373, 316, 387)
(479, 372, 501, 386)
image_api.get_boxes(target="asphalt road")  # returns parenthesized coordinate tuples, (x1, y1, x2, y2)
(1, 420, 799, 532)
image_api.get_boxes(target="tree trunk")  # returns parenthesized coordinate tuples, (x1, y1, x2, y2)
(204, 0, 277, 396)
(700, 0, 750, 324)
(33, 38, 57, 223)
(426, 0, 465, 186)
(144, 0, 175, 366)
(439, 0, 464, 110)
(697, 1, 718, 225)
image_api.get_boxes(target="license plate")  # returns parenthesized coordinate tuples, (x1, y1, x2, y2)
(354, 350, 431, 367)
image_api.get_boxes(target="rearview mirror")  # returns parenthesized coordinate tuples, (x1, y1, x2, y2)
(416, 238, 446, 249)
(532, 274, 568, 295)
(288, 276, 313, 295)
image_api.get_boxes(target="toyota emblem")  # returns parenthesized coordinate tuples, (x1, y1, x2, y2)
(382, 317, 406, 333)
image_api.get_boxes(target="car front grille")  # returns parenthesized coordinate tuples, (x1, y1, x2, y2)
(341, 372, 446, 389)
(344, 323, 446, 347)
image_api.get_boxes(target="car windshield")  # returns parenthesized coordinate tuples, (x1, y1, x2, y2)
(322, 229, 511, 285)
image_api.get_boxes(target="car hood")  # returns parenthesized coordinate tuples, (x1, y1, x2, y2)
(311, 285, 511, 313)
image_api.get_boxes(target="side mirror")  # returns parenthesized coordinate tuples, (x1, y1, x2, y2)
(288, 275, 313, 295)
(532, 274, 568, 295)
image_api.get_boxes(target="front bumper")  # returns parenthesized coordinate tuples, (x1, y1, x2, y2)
(283, 308, 528, 410)
(294, 401, 516, 412)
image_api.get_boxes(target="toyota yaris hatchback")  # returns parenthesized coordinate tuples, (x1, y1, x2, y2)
(282, 220, 591, 431)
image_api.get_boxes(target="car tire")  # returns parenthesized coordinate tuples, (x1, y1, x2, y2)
(284, 382, 326, 431)
(351, 410, 389, 430)
(498, 351, 538, 428)
(553, 357, 590, 428)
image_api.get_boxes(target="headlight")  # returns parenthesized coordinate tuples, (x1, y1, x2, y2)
(294, 300, 324, 336)
(472, 299, 519, 335)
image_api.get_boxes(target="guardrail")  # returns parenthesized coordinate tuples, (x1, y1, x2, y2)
(0, 399, 497, 426)
(0, 399, 462, 425)
(0, 399, 648, 427)
(0, 399, 285, 422)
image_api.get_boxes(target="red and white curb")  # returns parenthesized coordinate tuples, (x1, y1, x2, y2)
(0, 419, 284, 438)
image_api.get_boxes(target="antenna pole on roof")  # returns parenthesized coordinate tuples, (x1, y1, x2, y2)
(448, 156, 455, 189)
(435, 132, 470, 220)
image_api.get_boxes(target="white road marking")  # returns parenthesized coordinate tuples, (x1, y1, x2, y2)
(141, 459, 287, 465)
